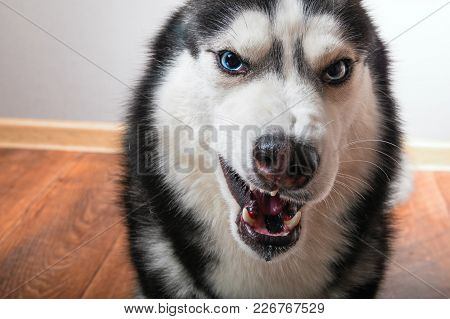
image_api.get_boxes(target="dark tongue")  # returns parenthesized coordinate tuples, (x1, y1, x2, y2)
(265, 215, 284, 234)
(252, 190, 284, 216)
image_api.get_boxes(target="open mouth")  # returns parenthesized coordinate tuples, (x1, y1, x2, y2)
(219, 157, 303, 261)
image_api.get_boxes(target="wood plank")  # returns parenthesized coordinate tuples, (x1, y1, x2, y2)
(395, 173, 448, 247)
(81, 232, 135, 299)
(0, 149, 82, 243)
(380, 172, 450, 298)
(434, 172, 450, 215)
(0, 152, 125, 298)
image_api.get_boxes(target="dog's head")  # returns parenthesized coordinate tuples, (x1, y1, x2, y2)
(153, 0, 383, 261)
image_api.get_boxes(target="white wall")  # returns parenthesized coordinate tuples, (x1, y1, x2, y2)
(0, 0, 182, 122)
(363, 0, 450, 144)
(1, 0, 449, 142)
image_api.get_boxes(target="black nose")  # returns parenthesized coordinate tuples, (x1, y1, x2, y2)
(253, 134, 319, 189)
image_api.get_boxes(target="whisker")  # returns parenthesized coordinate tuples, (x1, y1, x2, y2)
(339, 159, 391, 182)
(347, 146, 401, 166)
(343, 139, 402, 150)
(327, 190, 339, 210)
(336, 173, 374, 191)
(335, 179, 366, 201)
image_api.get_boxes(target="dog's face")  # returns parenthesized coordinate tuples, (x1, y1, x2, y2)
(155, 0, 380, 261)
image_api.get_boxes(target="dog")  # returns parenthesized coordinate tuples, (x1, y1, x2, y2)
(123, 0, 404, 298)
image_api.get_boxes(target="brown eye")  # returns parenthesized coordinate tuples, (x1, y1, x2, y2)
(322, 59, 352, 85)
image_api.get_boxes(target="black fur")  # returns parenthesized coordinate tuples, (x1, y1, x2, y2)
(122, 0, 401, 299)
(122, 10, 218, 298)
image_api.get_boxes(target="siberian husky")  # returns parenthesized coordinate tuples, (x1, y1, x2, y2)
(123, 0, 404, 298)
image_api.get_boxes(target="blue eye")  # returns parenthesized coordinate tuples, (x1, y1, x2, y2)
(219, 51, 245, 73)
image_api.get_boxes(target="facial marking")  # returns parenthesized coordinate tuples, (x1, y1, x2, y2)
(302, 14, 346, 66)
(274, 0, 305, 37)
(271, 0, 345, 80)
(274, 0, 305, 77)
(225, 10, 272, 62)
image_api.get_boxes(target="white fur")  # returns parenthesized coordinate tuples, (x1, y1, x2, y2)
(302, 15, 346, 64)
(390, 153, 415, 205)
(226, 11, 273, 62)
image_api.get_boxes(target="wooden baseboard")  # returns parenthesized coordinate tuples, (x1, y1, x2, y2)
(0, 118, 449, 168)
(405, 145, 450, 171)
(0, 118, 122, 154)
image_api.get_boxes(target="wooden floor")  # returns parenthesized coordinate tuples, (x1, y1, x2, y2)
(0, 149, 448, 299)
